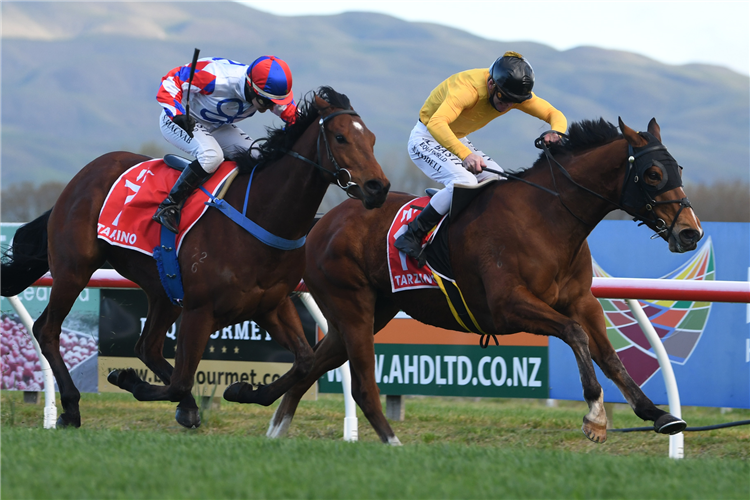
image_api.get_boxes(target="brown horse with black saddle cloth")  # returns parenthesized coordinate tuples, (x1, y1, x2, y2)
(267, 117, 703, 445)
(1, 87, 390, 429)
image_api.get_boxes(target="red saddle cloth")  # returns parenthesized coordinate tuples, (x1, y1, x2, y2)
(97, 159, 238, 256)
(387, 196, 442, 293)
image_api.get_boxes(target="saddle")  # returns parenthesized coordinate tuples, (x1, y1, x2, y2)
(424, 178, 497, 279)
(388, 180, 498, 336)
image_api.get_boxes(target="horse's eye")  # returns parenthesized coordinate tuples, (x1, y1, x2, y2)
(335, 135, 347, 144)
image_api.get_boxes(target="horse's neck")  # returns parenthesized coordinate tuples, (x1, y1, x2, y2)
(533, 140, 627, 241)
(230, 125, 330, 239)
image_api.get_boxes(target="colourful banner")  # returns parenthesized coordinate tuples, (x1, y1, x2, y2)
(550, 221, 750, 409)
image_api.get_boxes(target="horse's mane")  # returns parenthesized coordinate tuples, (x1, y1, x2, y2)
(511, 118, 621, 176)
(234, 86, 352, 174)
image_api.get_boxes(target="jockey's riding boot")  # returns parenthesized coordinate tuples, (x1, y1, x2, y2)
(152, 160, 209, 234)
(394, 203, 443, 266)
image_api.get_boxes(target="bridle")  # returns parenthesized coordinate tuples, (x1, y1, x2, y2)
(283, 108, 360, 196)
(490, 132, 692, 238)
(621, 140, 692, 239)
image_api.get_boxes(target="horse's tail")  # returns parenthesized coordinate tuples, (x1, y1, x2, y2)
(1, 209, 52, 297)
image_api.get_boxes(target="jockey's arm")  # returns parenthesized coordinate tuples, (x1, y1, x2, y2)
(517, 95, 568, 143)
(156, 61, 214, 118)
(273, 101, 298, 125)
(426, 93, 490, 173)
(425, 97, 475, 162)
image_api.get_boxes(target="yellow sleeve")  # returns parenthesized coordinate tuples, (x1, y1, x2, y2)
(517, 95, 567, 133)
(425, 91, 477, 160)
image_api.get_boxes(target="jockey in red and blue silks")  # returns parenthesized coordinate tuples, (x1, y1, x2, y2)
(153, 55, 297, 234)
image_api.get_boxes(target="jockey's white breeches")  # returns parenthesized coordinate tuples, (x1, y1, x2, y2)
(159, 110, 255, 174)
(407, 120, 502, 215)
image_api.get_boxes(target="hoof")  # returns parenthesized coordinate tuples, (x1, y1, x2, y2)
(106, 369, 120, 386)
(175, 407, 201, 429)
(56, 413, 81, 429)
(223, 381, 250, 403)
(108, 368, 143, 393)
(582, 416, 607, 444)
(387, 436, 402, 446)
(654, 414, 686, 435)
(224, 381, 274, 406)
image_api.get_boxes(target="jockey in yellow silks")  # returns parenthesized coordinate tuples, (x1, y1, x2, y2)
(395, 52, 568, 264)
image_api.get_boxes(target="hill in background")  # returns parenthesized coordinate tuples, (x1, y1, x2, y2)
(2, 2, 748, 212)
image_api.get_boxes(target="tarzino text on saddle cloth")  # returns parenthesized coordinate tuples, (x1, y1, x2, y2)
(387, 196, 442, 292)
(97, 159, 237, 256)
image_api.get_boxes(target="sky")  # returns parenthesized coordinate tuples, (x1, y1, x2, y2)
(238, 0, 750, 76)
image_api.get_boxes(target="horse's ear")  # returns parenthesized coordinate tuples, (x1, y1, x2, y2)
(618, 116, 648, 148)
(646, 118, 661, 142)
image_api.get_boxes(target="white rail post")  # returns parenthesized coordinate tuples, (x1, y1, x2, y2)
(626, 299, 684, 459)
(7, 296, 57, 429)
(297, 292, 358, 441)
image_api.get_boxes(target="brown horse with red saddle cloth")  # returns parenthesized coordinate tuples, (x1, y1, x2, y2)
(268, 117, 703, 445)
(1, 87, 390, 429)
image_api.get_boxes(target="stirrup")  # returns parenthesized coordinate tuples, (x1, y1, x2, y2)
(394, 233, 427, 266)
(153, 204, 180, 234)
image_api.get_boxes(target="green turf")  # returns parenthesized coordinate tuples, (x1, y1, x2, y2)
(2, 392, 748, 499)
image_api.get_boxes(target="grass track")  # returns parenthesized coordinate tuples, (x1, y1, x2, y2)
(2, 391, 749, 499)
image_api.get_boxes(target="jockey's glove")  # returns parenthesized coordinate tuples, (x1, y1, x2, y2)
(173, 114, 196, 138)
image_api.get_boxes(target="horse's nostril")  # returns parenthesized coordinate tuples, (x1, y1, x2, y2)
(679, 229, 700, 245)
(365, 180, 385, 195)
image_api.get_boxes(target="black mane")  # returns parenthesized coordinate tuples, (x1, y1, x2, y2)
(555, 118, 621, 154)
(234, 86, 352, 174)
(511, 118, 621, 176)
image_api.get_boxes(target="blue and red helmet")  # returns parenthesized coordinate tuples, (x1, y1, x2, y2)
(246, 55, 294, 106)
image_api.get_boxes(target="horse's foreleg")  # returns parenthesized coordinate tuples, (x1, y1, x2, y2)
(346, 332, 402, 446)
(224, 296, 314, 406)
(576, 296, 686, 435)
(268, 326, 350, 439)
(495, 287, 608, 443)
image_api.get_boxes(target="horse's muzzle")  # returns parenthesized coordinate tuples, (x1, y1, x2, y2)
(361, 180, 390, 209)
(671, 227, 703, 253)
(680, 228, 702, 248)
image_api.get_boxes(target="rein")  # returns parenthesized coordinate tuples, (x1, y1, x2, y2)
(200, 107, 362, 253)
(283, 109, 360, 196)
(492, 132, 690, 236)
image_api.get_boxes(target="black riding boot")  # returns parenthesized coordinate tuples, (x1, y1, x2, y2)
(152, 160, 210, 234)
(394, 203, 443, 266)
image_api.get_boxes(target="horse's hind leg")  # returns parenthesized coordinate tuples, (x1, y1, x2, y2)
(224, 296, 314, 406)
(110, 307, 215, 427)
(576, 296, 686, 435)
(268, 325, 349, 439)
(36, 265, 102, 428)
(132, 295, 200, 428)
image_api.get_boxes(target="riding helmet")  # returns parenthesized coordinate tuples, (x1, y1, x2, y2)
(489, 51, 534, 103)
(246, 55, 294, 105)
